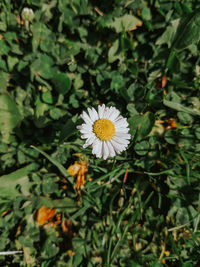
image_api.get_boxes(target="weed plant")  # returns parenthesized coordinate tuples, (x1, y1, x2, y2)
(1, 0, 200, 266)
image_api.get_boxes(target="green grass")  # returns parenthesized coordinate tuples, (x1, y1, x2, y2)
(1, 0, 200, 266)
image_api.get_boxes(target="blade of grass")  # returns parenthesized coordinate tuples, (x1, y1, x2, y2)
(179, 150, 190, 185)
(31, 145, 72, 182)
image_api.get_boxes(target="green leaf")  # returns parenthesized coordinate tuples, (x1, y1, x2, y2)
(164, 130, 178, 145)
(7, 56, 19, 71)
(31, 54, 56, 79)
(35, 95, 50, 118)
(128, 112, 155, 141)
(31, 146, 71, 180)
(0, 93, 22, 143)
(156, 19, 179, 48)
(163, 99, 200, 116)
(0, 163, 38, 198)
(0, 71, 9, 92)
(41, 90, 54, 104)
(134, 141, 149, 156)
(51, 72, 71, 95)
(42, 181, 58, 194)
(49, 108, 62, 120)
(110, 75, 124, 92)
(108, 39, 120, 63)
(141, 7, 152, 21)
(39, 197, 77, 212)
(195, 127, 200, 139)
(108, 14, 142, 33)
(59, 119, 76, 142)
(173, 9, 200, 50)
(31, 22, 52, 52)
(177, 111, 194, 124)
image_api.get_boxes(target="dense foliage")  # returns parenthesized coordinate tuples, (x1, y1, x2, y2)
(1, 0, 200, 266)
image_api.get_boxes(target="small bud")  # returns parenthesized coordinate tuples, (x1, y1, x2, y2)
(21, 8, 34, 22)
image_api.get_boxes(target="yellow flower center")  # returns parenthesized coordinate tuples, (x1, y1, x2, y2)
(93, 119, 115, 141)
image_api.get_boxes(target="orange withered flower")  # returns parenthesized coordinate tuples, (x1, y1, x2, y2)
(36, 206, 56, 226)
(67, 160, 88, 190)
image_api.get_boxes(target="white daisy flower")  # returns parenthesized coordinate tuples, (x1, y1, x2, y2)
(77, 104, 131, 160)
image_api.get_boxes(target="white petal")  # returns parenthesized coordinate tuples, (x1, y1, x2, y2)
(114, 132, 131, 139)
(87, 108, 97, 122)
(96, 140, 103, 158)
(115, 119, 128, 128)
(115, 127, 130, 133)
(107, 140, 116, 157)
(112, 136, 130, 146)
(78, 124, 93, 134)
(110, 139, 122, 154)
(81, 111, 93, 125)
(81, 133, 93, 139)
(102, 141, 109, 160)
(92, 107, 99, 120)
(83, 135, 96, 148)
(109, 108, 120, 122)
(98, 104, 105, 119)
(110, 139, 127, 153)
(115, 115, 124, 121)
(79, 128, 91, 134)
(103, 106, 113, 119)
(92, 138, 101, 157)
(79, 125, 93, 132)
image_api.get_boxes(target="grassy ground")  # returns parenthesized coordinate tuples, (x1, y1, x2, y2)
(1, 0, 200, 266)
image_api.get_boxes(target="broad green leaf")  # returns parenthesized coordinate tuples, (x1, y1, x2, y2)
(0, 163, 38, 198)
(164, 130, 178, 145)
(7, 56, 19, 71)
(0, 93, 22, 143)
(177, 111, 194, 124)
(34, 95, 50, 128)
(31, 54, 56, 79)
(110, 75, 124, 92)
(0, 71, 9, 92)
(108, 14, 142, 33)
(0, 40, 10, 55)
(134, 141, 149, 156)
(31, 23, 52, 52)
(156, 20, 179, 48)
(128, 112, 155, 141)
(173, 9, 200, 50)
(108, 39, 120, 63)
(49, 108, 62, 120)
(141, 7, 152, 21)
(52, 73, 71, 95)
(59, 119, 76, 142)
(195, 127, 200, 139)
(41, 90, 54, 104)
